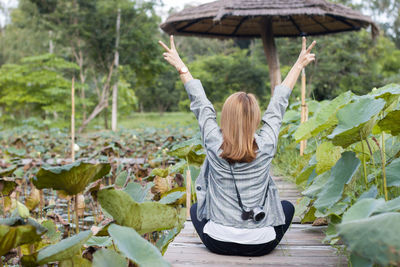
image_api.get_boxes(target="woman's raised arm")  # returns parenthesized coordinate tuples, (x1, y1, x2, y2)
(158, 35, 193, 84)
(158, 36, 222, 149)
(258, 37, 316, 154)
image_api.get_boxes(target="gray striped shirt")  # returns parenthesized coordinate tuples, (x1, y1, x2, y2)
(185, 79, 291, 228)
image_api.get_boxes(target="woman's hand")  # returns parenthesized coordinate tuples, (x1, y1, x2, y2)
(281, 37, 316, 90)
(295, 37, 316, 69)
(158, 35, 186, 71)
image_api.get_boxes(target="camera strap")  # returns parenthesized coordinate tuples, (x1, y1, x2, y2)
(229, 164, 269, 212)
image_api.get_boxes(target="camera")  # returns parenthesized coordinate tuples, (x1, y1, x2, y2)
(241, 207, 266, 222)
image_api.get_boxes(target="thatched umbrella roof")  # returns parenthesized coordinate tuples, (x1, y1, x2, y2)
(161, 0, 379, 93)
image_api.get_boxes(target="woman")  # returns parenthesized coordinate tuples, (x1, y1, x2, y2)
(159, 36, 316, 256)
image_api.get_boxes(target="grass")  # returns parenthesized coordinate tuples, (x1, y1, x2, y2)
(119, 112, 198, 129)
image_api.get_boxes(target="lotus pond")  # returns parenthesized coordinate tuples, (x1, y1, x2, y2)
(1, 83, 400, 266)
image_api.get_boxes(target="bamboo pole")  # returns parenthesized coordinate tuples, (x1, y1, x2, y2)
(71, 77, 75, 162)
(186, 168, 191, 220)
(300, 68, 308, 156)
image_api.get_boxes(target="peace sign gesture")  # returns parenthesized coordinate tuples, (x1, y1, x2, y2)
(158, 35, 186, 71)
(296, 37, 316, 68)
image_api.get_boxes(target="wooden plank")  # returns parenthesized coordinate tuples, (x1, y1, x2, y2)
(164, 175, 347, 266)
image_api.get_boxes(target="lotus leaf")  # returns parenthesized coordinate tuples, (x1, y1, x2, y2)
(386, 158, 400, 187)
(301, 171, 330, 198)
(151, 168, 169, 178)
(0, 165, 17, 177)
(342, 198, 385, 223)
(85, 236, 112, 247)
(0, 217, 47, 256)
(159, 191, 185, 205)
(358, 185, 378, 200)
(315, 142, 343, 174)
(156, 227, 180, 255)
(36, 230, 92, 264)
(328, 97, 386, 147)
(92, 248, 127, 267)
(314, 152, 360, 211)
(377, 110, 400, 136)
(294, 91, 353, 142)
(369, 83, 400, 110)
(301, 206, 316, 223)
(33, 161, 111, 195)
(338, 212, 400, 266)
(168, 137, 202, 159)
(294, 196, 311, 217)
(108, 224, 171, 267)
(59, 255, 92, 267)
(350, 254, 373, 267)
(123, 182, 154, 203)
(97, 188, 186, 234)
(314, 202, 349, 218)
(115, 170, 128, 187)
(295, 164, 315, 185)
(0, 178, 17, 195)
(160, 187, 186, 205)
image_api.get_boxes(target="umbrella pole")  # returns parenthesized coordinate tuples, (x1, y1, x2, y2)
(300, 68, 308, 156)
(260, 18, 281, 96)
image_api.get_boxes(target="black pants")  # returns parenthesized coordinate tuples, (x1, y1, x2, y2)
(190, 200, 295, 256)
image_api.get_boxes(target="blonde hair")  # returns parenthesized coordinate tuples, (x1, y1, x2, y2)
(220, 92, 261, 163)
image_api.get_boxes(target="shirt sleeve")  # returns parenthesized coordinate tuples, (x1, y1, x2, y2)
(258, 84, 292, 154)
(184, 79, 222, 149)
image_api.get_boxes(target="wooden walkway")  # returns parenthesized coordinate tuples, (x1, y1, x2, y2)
(164, 175, 348, 266)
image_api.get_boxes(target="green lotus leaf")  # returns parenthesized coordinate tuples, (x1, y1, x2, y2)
(159, 191, 185, 205)
(294, 196, 311, 217)
(377, 110, 400, 136)
(97, 188, 186, 234)
(350, 253, 373, 267)
(352, 138, 379, 162)
(295, 164, 315, 185)
(358, 185, 378, 200)
(92, 248, 127, 267)
(315, 141, 343, 174)
(0, 165, 17, 177)
(294, 91, 354, 142)
(36, 230, 92, 265)
(59, 255, 92, 267)
(338, 212, 400, 266)
(85, 236, 112, 247)
(314, 201, 349, 218)
(0, 178, 17, 195)
(374, 196, 400, 214)
(0, 217, 47, 256)
(168, 137, 203, 159)
(301, 171, 331, 198)
(387, 158, 400, 187)
(314, 152, 360, 211)
(151, 168, 169, 178)
(301, 206, 316, 223)
(115, 170, 128, 187)
(342, 198, 385, 223)
(156, 227, 181, 255)
(328, 97, 386, 147)
(282, 109, 300, 124)
(108, 224, 170, 267)
(33, 161, 111, 195)
(369, 83, 400, 110)
(123, 182, 154, 203)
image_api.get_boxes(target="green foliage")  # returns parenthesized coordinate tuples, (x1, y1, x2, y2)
(97, 187, 186, 234)
(92, 248, 127, 267)
(338, 213, 400, 266)
(327, 97, 386, 147)
(35, 230, 92, 265)
(0, 217, 47, 256)
(33, 161, 111, 195)
(0, 54, 78, 125)
(108, 224, 171, 267)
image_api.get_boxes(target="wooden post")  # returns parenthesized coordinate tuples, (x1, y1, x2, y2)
(260, 18, 281, 96)
(186, 168, 191, 220)
(71, 77, 75, 162)
(300, 68, 308, 156)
